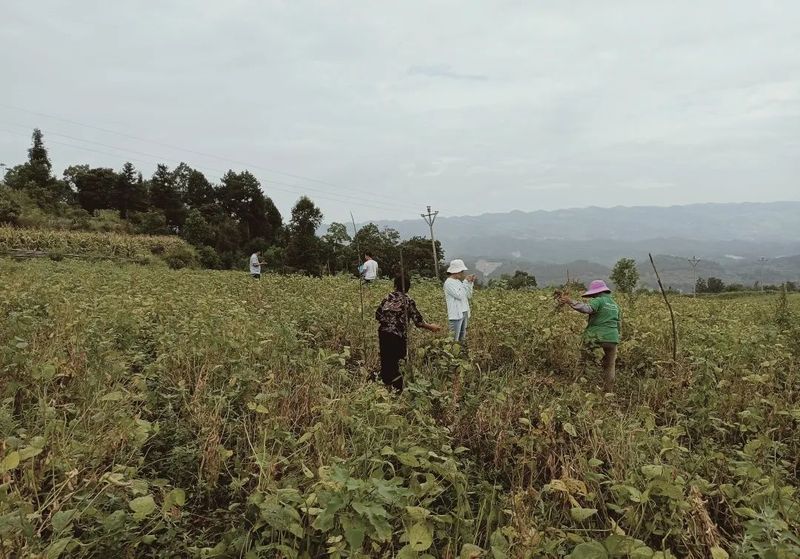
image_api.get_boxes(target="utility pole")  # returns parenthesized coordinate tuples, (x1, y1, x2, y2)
(421, 206, 440, 279)
(759, 257, 768, 291)
(688, 256, 701, 297)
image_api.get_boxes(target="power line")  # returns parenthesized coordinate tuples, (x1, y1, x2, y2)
(0, 103, 421, 211)
(0, 120, 414, 212)
(0, 127, 408, 214)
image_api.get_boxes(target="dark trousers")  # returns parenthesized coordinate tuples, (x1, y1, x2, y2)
(378, 330, 407, 392)
(581, 342, 618, 390)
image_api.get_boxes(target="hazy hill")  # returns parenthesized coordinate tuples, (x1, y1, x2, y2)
(347, 202, 800, 289)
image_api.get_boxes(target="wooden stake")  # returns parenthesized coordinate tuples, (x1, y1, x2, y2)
(649, 253, 677, 362)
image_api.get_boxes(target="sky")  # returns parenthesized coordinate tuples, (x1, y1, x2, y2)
(2, 0, 799, 223)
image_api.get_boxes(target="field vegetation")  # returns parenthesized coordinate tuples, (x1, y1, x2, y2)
(0, 226, 198, 268)
(1, 260, 799, 558)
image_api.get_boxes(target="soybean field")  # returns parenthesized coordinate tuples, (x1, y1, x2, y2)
(2, 259, 799, 558)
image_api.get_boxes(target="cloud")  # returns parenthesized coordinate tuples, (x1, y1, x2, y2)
(407, 64, 489, 82)
(1, 0, 798, 222)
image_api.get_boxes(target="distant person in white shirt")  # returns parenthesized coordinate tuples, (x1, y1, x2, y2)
(249, 251, 267, 279)
(361, 252, 379, 284)
(443, 259, 475, 342)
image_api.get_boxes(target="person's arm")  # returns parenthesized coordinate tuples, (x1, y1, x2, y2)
(407, 297, 442, 332)
(568, 300, 594, 314)
(444, 279, 467, 301)
(558, 294, 594, 314)
(462, 277, 475, 299)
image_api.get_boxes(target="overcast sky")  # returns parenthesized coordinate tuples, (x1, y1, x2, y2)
(2, 1, 798, 222)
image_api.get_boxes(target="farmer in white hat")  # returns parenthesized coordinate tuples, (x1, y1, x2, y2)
(558, 280, 621, 391)
(444, 259, 475, 342)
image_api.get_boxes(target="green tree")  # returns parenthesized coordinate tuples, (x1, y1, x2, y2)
(65, 165, 117, 212)
(131, 209, 169, 235)
(5, 129, 70, 208)
(610, 258, 640, 294)
(181, 208, 215, 247)
(0, 187, 21, 225)
(218, 170, 282, 245)
(26, 128, 53, 188)
(352, 223, 402, 276)
(114, 162, 148, 218)
(706, 276, 725, 293)
(320, 222, 353, 274)
(149, 164, 186, 230)
(177, 166, 216, 209)
(508, 270, 537, 290)
(285, 196, 324, 274)
(397, 236, 445, 278)
(695, 277, 708, 294)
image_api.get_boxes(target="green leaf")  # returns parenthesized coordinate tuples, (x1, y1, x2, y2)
(100, 390, 125, 401)
(18, 446, 43, 461)
(408, 522, 433, 551)
(51, 509, 77, 534)
(405, 506, 431, 521)
(640, 465, 665, 479)
(397, 545, 420, 559)
(344, 523, 366, 551)
(397, 452, 420, 467)
(460, 543, 485, 558)
(129, 495, 156, 520)
(45, 537, 73, 559)
(710, 547, 729, 559)
(570, 507, 598, 522)
(563, 422, 577, 437)
(630, 547, 654, 559)
(490, 528, 510, 559)
(352, 501, 392, 541)
(168, 488, 186, 507)
(733, 507, 758, 518)
(103, 510, 127, 532)
(568, 541, 608, 559)
(0, 451, 20, 474)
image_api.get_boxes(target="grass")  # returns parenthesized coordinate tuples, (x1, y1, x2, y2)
(1, 259, 799, 558)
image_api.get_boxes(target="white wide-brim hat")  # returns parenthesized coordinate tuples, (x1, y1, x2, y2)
(447, 259, 468, 274)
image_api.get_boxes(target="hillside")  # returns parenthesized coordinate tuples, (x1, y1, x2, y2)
(355, 202, 800, 289)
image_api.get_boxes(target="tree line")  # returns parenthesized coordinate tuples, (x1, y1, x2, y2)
(696, 277, 797, 294)
(0, 129, 444, 275)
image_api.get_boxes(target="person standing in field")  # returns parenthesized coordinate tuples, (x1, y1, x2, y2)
(249, 251, 267, 279)
(374, 274, 442, 392)
(360, 252, 379, 284)
(444, 259, 475, 342)
(559, 280, 621, 391)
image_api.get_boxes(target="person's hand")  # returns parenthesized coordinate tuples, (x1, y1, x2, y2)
(427, 323, 443, 333)
(558, 294, 571, 304)
(466, 274, 476, 282)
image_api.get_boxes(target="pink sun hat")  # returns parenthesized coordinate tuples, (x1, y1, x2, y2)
(583, 280, 612, 297)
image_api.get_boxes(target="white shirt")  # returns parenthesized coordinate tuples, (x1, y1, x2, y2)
(362, 259, 378, 280)
(444, 277, 473, 320)
(249, 253, 261, 274)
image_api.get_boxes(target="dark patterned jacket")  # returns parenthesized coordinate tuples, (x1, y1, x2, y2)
(375, 291, 425, 338)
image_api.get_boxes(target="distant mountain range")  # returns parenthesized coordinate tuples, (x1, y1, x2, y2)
(350, 202, 800, 290)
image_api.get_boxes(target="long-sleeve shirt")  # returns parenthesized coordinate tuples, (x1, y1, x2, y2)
(375, 291, 425, 338)
(568, 294, 621, 343)
(444, 277, 473, 320)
